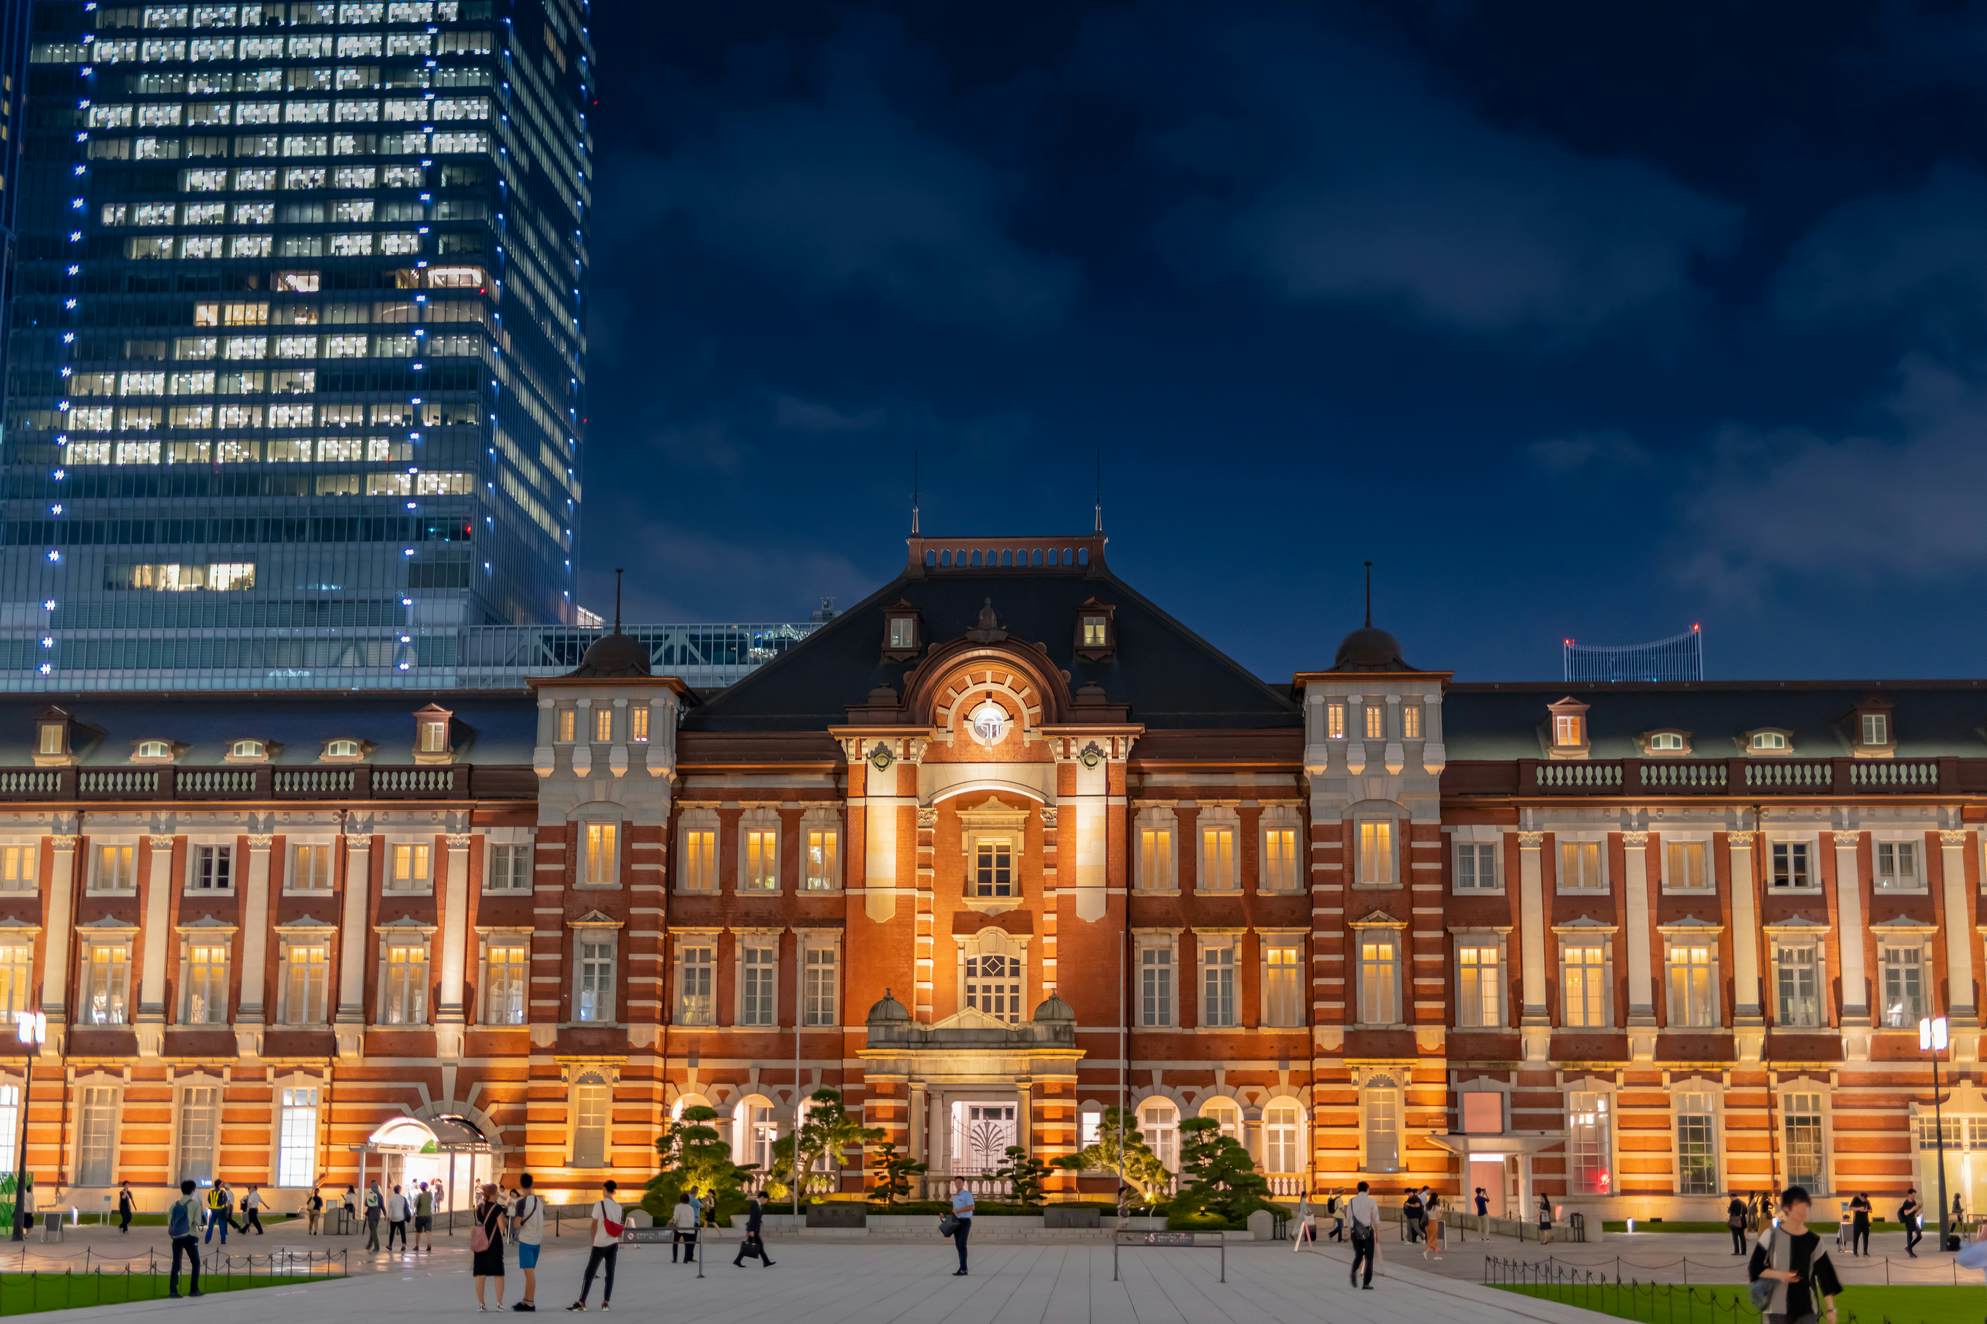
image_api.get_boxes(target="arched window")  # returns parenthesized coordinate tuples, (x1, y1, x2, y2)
(1263, 1099, 1305, 1175)
(133, 739, 174, 763)
(1198, 1094, 1242, 1143)
(669, 1092, 710, 1123)
(1361, 1075, 1401, 1172)
(228, 738, 267, 761)
(571, 1073, 610, 1168)
(1138, 1097, 1180, 1173)
(322, 738, 363, 761)
(732, 1093, 778, 1172)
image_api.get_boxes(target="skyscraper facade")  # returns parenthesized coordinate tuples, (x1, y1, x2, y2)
(3, 0, 591, 684)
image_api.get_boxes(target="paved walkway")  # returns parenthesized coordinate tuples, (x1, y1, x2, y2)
(37, 1231, 1615, 1323)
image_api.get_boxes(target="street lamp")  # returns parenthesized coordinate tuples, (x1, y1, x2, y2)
(11, 1010, 45, 1243)
(1921, 1015, 1951, 1252)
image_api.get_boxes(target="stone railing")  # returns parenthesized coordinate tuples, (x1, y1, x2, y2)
(1509, 756, 1959, 797)
(0, 763, 522, 802)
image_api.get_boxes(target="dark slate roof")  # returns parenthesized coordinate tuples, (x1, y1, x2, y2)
(1, 692, 538, 766)
(1445, 681, 1987, 760)
(683, 558, 1301, 733)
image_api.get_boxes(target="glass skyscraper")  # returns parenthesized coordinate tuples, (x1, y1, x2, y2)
(3, 0, 590, 685)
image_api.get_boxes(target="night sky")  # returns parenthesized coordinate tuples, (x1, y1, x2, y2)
(581, 2, 1987, 682)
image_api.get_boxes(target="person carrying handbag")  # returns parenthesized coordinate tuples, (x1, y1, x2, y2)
(1748, 1186, 1842, 1324)
(567, 1180, 623, 1312)
(732, 1193, 775, 1268)
(471, 1183, 507, 1312)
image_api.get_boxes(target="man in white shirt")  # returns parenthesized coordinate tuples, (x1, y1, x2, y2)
(1347, 1181, 1380, 1290)
(386, 1184, 410, 1252)
(511, 1173, 544, 1313)
(567, 1180, 623, 1312)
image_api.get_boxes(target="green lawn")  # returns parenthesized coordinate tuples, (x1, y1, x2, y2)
(0, 1272, 323, 1314)
(1500, 1282, 1986, 1323)
(1602, 1219, 1905, 1234)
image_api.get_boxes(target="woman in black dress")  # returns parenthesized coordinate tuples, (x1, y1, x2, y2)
(472, 1182, 506, 1311)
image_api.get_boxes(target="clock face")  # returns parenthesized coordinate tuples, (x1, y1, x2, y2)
(967, 697, 1011, 749)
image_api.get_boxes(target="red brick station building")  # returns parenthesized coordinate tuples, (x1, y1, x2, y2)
(0, 530, 1981, 1218)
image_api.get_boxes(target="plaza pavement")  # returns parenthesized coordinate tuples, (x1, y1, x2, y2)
(18, 1219, 1620, 1323)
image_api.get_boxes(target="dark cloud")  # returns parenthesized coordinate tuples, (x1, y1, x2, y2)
(1131, 15, 1741, 332)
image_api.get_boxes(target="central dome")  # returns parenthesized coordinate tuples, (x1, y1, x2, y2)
(1332, 626, 1411, 673)
(569, 631, 652, 679)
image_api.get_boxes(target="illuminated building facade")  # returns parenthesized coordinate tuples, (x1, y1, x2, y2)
(3, 0, 592, 683)
(0, 530, 1979, 1218)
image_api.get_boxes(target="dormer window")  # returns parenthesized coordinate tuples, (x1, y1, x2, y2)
(413, 703, 452, 763)
(34, 707, 73, 765)
(882, 600, 921, 658)
(1853, 697, 1894, 754)
(133, 739, 176, 764)
(1640, 730, 1691, 756)
(321, 738, 364, 762)
(227, 739, 269, 762)
(1073, 597, 1117, 658)
(1747, 729, 1792, 755)
(1546, 697, 1590, 757)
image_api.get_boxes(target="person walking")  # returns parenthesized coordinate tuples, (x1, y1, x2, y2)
(948, 1176, 975, 1276)
(472, 1183, 507, 1312)
(566, 1179, 623, 1312)
(306, 1187, 324, 1236)
(668, 1191, 698, 1266)
(1900, 1187, 1923, 1258)
(1327, 1189, 1345, 1242)
(1848, 1193, 1871, 1257)
(1291, 1194, 1315, 1252)
(117, 1181, 134, 1233)
(241, 1183, 265, 1235)
(1536, 1193, 1554, 1245)
(1422, 1189, 1443, 1260)
(364, 1180, 384, 1252)
(1728, 1192, 1750, 1255)
(416, 1181, 435, 1253)
(1347, 1180, 1379, 1290)
(1749, 1185, 1843, 1324)
(168, 1179, 204, 1299)
(386, 1183, 410, 1252)
(1401, 1187, 1423, 1243)
(1474, 1187, 1490, 1241)
(732, 1192, 775, 1268)
(510, 1172, 544, 1312)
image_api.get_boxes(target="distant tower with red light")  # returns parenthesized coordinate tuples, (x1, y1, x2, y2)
(1562, 624, 1705, 683)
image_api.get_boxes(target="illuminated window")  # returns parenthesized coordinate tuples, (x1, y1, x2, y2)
(1561, 943, 1610, 1028)
(1356, 819, 1394, 886)
(479, 939, 528, 1025)
(1568, 1092, 1612, 1195)
(629, 707, 649, 743)
(1261, 939, 1302, 1027)
(803, 824, 840, 892)
(1775, 942, 1820, 1028)
(1261, 821, 1298, 891)
(1198, 816, 1238, 892)
(1667, 942, 1719, 1027)
(1665, 840, 1710, 891)
(1364, 704, 1385, 740)
(0, 941, 32, 1019)
(1457, 941, 1502, 1028)
(83, 941, 132, 1024)
(1136, 812, 1177, 891)
(1263, 1100, 1305, 1174)
(1558, 840, 1605, 892)
(1880, 945, 1926, 1028)
(1361, 1076, 1401, 1172)
(741, 824, 778, 892)
(1326, 701, 1345, 739)
(678, 825, 717, 893)
(1554, 713, 1584, 747)
(0, 847, 36, 894)
(379, 938, 429, 1024)
(279, 939, 328, 1024)
(1356, 931, 1400, 1024)
(1080, 614, 1108, 648)
(592, 706, 613, 743)
(289, 844, 332, 893)
(582, 822, 618, 887)
(386, 842, 430, 892)
(556, 709, 576, 743)
(277, 1088, 319, 1187)
(963, 932, 1024, 1023)
(1401, 703, 1422, 739)
(90, 844, 136, 894)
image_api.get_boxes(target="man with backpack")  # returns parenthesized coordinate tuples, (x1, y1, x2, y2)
(566, 1179, 623, 1312)
(510, 1172, 544, 1312)
(168, 1180, 204, 1298)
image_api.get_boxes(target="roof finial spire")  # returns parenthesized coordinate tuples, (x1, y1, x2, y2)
(1094, 449, 1103, 533)
(911, 450, 921, 536)
(1363, 560, 1373, 628)
(613, 567, 624, 633)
